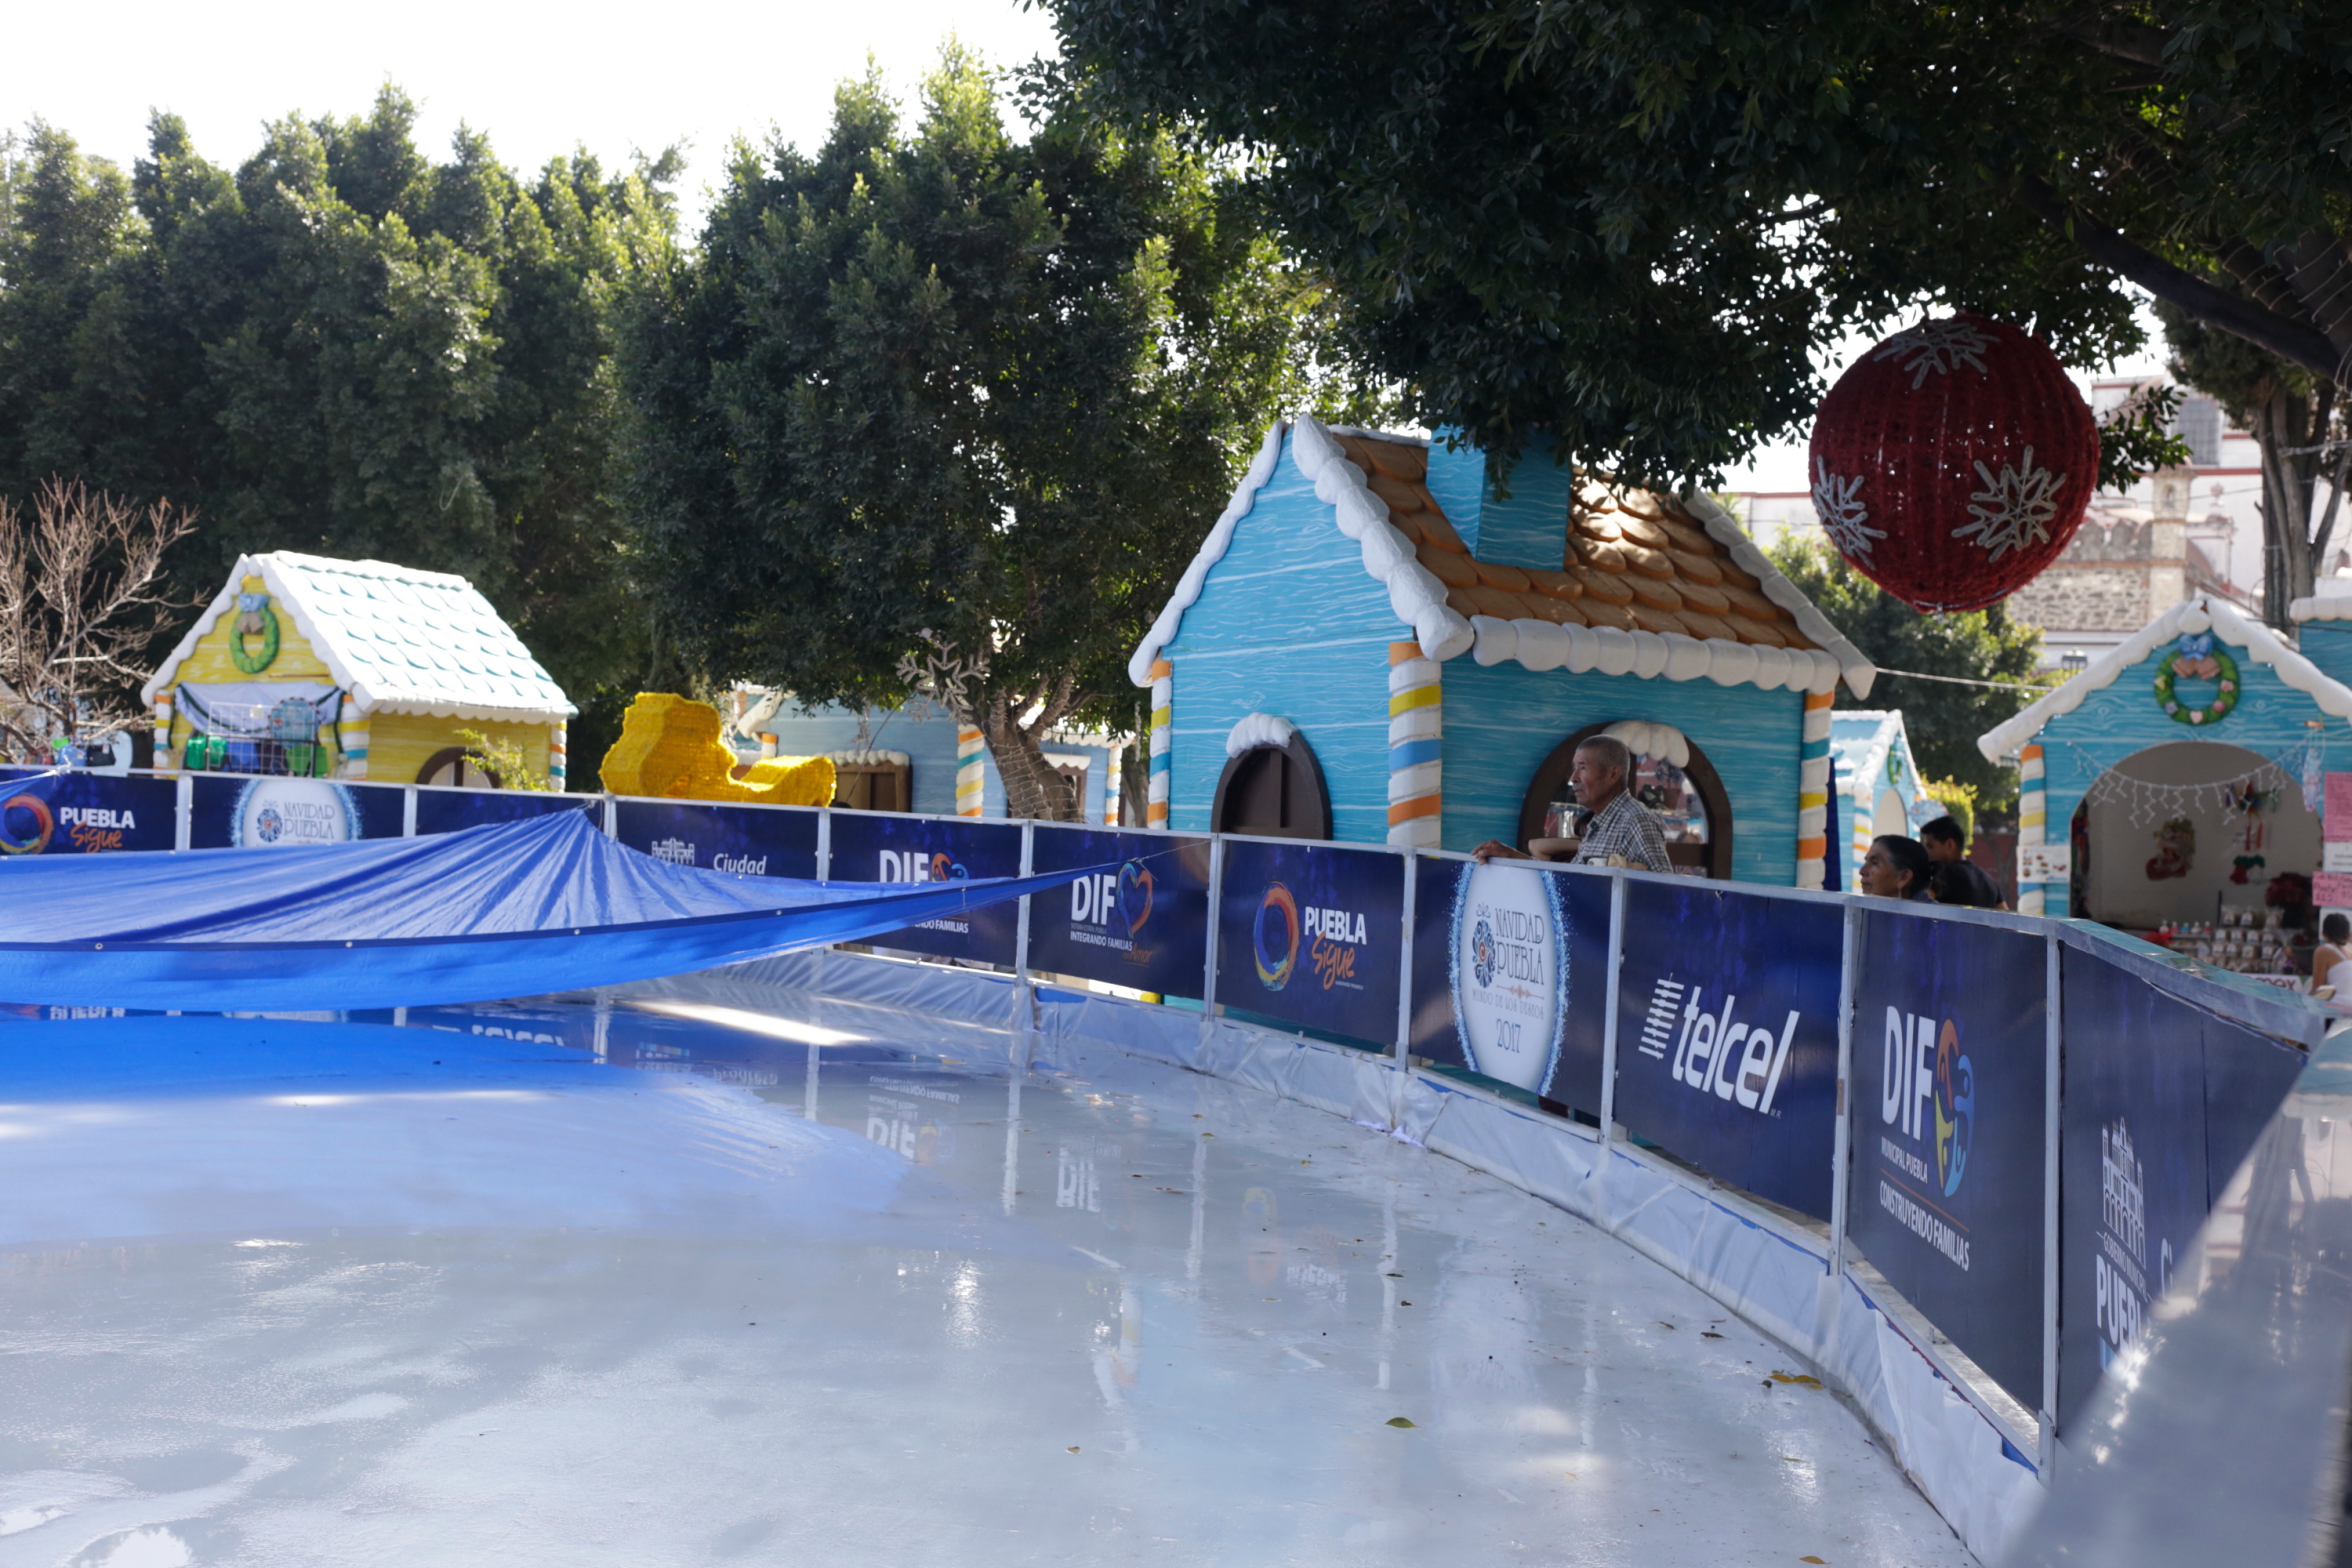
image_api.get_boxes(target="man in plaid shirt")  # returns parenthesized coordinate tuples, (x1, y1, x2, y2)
(1473, 734, 1672, 873)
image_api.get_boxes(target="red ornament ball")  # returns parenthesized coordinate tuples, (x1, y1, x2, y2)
(1807, 314, 2098, 612)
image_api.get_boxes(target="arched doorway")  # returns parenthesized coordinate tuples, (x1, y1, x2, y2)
(416, 746, 502, 789)
(1213, 735, 1331, 840)
(2069, 740, 2316, 932)
(1515, 721, 1733, 878)
(1871, 788, 1910, 840)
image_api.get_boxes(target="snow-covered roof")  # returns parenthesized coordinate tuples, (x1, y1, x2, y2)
(1828, 710, 1917, 797)
(143, 552, 575, 724)
(1130, 416, 1875, 698)
(1976, 593, 2352, 761)
(2290, 585, 2352, 622)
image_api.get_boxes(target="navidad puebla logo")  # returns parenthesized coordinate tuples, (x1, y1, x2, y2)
(1070, 859, 1155, 957)
(232, 778, 358, 848)
(0, 792, 54, 855)
(1873, 1007, 1976, 1271)
(1450, 862, 1567, 1094)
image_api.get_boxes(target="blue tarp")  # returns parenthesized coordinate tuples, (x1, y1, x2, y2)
(0, 809, 1111, 1011)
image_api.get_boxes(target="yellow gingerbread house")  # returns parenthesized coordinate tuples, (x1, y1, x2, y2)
(141, 552, 575, 787)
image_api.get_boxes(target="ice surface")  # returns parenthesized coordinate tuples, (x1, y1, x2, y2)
(0, 1002, 1974, 1566)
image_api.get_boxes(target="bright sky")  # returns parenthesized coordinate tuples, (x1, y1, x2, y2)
(2, 0, 1062, 227)
(5, 2, 2170, 493)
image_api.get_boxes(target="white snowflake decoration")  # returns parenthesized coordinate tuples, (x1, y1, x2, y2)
(1810, 459, 1886, 565)
(1953, 445, 2067, 562)
(1871, 318, 1995, 389)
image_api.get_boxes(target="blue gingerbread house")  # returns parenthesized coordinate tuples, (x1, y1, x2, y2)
(1980, 593, 2352, 924)
(1829, 710, 1936, 885)
(1129, 419, 1875, 886)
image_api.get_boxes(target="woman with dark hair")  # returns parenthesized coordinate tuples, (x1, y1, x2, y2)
(2314, 912, 2352, 996)
(1859, 835, 1935, 902)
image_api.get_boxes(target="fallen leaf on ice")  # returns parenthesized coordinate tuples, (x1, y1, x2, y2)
(1385, 1417, 1417, 1428)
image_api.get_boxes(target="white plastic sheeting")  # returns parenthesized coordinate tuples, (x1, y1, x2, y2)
(621, 948, 2047, 1563)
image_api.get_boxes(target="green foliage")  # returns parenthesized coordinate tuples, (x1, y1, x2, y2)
(2095, 386, 2192, 495)
(1921, 778, 1978, 843)
(1766, 535, 2048, 811)
(454, 726, 555, 792)
(0, 92, 678, 713)
(1040, 0, 2352, 485)
(621, 49, 1388, 813)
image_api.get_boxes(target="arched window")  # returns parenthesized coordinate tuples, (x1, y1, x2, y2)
(416, 746, 503, 789)
(1213, 735, 1331, 840)
(1515, 722, 1733, 878)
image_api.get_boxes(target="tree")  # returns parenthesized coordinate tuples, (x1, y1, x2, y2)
(2159, 298, 2347, 621)
(0, 94, 678, 768)
(1040, 0, 2352, 483)
(622, 50, 1391, 818)
(1766, 535, 2047, 811)
(0, 478, 193, 761)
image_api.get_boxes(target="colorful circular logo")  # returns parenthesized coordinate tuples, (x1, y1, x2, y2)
(0, 793, 53, 855)
(930, 851, 969, 882)
(1254, 881, 1300, 991)
(1933, 1018, 1973, 1196)
(1471, 916, 1498, 988)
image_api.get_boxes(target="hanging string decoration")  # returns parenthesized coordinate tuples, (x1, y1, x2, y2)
(2067, 743, 2308, 829)
(1807, 314, 2099, 612)
(2153, 633, 2238, 725)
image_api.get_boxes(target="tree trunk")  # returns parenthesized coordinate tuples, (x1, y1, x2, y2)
(980, 692, 1083, 822)
(2257, 390, 2318, 625)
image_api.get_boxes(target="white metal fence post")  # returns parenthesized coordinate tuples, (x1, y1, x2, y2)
(1597, 873, 1628, 1138)
(401, 785, 417, 837)
(1200, 835, 1226, 1052)
(815, 808, 832, 881)
(1828, 899, 1860, 1279)
(172, 773, 192, 851)
(2041, 927, 2063, 1475)
(1394, 851, 1417, 1067)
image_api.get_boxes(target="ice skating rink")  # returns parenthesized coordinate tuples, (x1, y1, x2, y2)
(0, 1000, 1976, 1567)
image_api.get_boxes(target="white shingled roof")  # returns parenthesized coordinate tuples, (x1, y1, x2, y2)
(1975, 593, 2352, 761)
(143, 552, 575, 724)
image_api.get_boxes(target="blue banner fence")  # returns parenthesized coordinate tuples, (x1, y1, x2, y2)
(0, 764, 2328, 1470)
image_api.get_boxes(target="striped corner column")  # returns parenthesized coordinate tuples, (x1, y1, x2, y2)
(956, 724, 987, 818)
(2016, 743, 2047, 917)
(1850, 782, 1874, 887)
(546, 721, 568, 789)
(152, 693, 175, 770)
(1386, 641, 1443, 848)
(337, 695, 370, 780)
(1795, 691, 1833, 890)
(1146, 659, 1173, 828)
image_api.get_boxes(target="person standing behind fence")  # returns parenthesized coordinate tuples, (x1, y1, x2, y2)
(2314, 913, 2352, 997)
(1860, 835, 1936, 902)
(1921, 815, 2005, 909)
(1472, 735, 1672, 873)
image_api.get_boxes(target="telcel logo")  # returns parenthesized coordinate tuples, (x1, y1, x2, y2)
(1641, 978, 1799, 1113)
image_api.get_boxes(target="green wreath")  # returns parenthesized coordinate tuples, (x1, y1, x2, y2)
(2154, 644, 2239, 726)
(230, 599, 280, 674)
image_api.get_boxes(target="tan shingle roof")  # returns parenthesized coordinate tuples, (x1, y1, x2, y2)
(1333, 434, 1817, 652)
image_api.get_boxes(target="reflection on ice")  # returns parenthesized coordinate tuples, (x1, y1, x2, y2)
(0, 1000, 1976, 1566)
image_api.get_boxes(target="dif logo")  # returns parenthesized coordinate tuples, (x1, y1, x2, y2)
(1254, 880, 1367, 993)
(1072, 861, 1154, 938)
(1881, 1009, 1973, 1197)
(877, 849, 967, 883)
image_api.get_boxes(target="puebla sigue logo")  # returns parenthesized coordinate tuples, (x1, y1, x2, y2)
(0, 793, 53, 855)
(1254, 880, 1368, 993)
